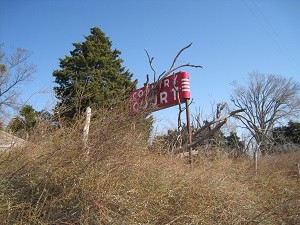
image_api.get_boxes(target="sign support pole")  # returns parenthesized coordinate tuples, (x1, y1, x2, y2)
(185, 99, 192, 164)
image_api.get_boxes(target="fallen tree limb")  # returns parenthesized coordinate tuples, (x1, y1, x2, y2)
(173, 108, 245, 154)
(173, 120, 226, 154)
(192, 108, 245, 138)
(188, 120, 226, 149)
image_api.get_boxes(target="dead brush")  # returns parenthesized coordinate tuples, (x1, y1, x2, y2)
(0, 108, 148, 224)
(0, 108, 299, 224)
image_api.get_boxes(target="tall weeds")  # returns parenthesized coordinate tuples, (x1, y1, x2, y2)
(0, 109, 299, 224)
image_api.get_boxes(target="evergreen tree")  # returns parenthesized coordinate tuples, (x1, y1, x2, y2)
(20, 105, 37, 131)
(225, 132, 246, 157)
(273, 121, 300, 145)
(53, 27, 137, 118)
(7, 105, 37, 139)
(285, 121, 300, 144)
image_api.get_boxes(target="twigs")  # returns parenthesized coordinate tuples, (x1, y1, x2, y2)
(169, 43, 193, 71)
(189, 120, 227, 149)
(142, 43, 202, 114)
(165, 215, 195, 225)
(192, 109, 245, 139)
(0, 46, 36, 113)
(144, 49, 156, 83)
(144, 42, 202, 89)
(162, 42, 202, 81)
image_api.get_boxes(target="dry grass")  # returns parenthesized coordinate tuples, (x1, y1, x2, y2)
(0, 109, 299, 224)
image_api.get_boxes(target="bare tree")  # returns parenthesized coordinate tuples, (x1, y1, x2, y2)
(0, 44, 36, 116)
(231, 72, 300, 155)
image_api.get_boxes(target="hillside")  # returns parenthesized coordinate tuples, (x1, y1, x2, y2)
(0, 109, 299, 224)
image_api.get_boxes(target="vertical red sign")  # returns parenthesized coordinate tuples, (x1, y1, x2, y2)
(130, 71, 190, 115)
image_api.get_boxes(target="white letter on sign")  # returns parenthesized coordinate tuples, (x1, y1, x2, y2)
(133, 102, 138, 113)
(138, 89, 144, 98)
(160, 91, 168, 104)
(164, 79, 169, 88)
(171, 88, 178, 101)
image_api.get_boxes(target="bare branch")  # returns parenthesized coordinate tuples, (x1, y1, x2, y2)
(0, 45, 36, 115)
(192, 108, 245, 139)
(169, 42, 193, 71)
(146, 43, 202, 99)
(160, 42, 202, 81)
(164, 63, 202, 80)
(188, 120, 227, 149)
(144, 49, 157, 82)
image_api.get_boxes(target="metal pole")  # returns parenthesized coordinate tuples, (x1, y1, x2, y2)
(185, 99, 192, 164)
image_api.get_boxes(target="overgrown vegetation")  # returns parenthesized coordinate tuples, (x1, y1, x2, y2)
(1, 27, 299, 224)
(1, 109, 299, 224)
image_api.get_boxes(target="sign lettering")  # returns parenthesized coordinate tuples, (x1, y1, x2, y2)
(130, 71, 190, 115)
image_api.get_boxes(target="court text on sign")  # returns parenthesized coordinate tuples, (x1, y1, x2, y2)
(130, 71, 190, 114)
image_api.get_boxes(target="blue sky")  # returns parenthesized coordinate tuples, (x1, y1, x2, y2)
(0, 0, 299, 132)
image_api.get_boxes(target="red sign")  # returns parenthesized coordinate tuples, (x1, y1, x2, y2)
(130, 71, 190, 115)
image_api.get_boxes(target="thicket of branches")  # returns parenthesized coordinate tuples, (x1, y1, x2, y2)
(231, 72, 300, 155)
(0, 44, 36, 117)
(1, 108, 299, 224)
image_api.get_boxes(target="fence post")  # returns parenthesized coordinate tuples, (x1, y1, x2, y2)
(83, 106, 92, 154)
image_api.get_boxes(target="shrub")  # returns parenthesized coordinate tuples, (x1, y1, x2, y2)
(0, 108, 299, 224)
